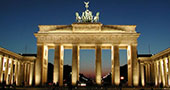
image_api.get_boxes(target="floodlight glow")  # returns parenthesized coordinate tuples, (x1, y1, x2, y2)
(120, 76, 124, 80)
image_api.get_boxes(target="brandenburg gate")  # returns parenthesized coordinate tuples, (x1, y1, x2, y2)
(34, 2, 140, 86)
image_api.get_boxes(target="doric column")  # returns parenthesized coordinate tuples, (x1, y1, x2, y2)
(127, 45, 139, 86)
(14, 60, 18, 84)
(168, 55, 170, 86)
(4, 57, 9, 85)
(53, 45, 64, 86)
(0, 55, 4, 83)
(147, 64, 151, 84)
(29, 63, 34, 86)
(158, 60, 162, 85)
(140, 63, 145, 86)
(16, 61, 21, 86)
(35, 45, 48, 86)
(95, 45, 102, 85)
(163, 58, 168, 86)
(35, 45, 42, 86)
(72, 45, 79, 86)
(154, 61, 159, 86)
(9, 59, 14, 85)
(111, 45, 120, 86)
(160, 60, 165, 86)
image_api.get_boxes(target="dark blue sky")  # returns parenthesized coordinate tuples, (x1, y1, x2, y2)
(0, 0, 170, 76)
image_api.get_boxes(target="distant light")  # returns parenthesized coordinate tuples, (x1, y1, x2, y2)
(80, 83, 86, 86)
(120, 76, 124, 80)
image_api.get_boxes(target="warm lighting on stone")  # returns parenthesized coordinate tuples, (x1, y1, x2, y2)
(72, 46, 79, 86)
(34, 5, 140, 86)
(3, 58, 6, 71)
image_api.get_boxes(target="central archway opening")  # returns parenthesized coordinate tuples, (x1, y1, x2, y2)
(102, 49, 111, 85)
(48, 49, 54, 84)
(80, 49, 95, 85)
(63, 49, 72, 85)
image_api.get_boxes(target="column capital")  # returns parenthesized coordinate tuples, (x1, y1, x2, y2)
(165, 57, 169, 60)
(54, 44, 64, 46)
(72, 44, 80, 46)
(140, 63, 145, 65)
(95, 44, 102, 46)
(112, 44, 119, 46)
(30, 62, 34, 65)
(95, 45, 102, 48)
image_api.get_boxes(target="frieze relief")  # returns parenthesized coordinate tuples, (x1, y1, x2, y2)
(73, 26, 100, 31)
(37, 34, 138, 44)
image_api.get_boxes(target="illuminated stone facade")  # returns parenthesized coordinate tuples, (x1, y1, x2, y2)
(1, 23, 169, 87)
(34, 23, 140, 86)
(0, 47, 35, 86)
(138, 48, 170, 87)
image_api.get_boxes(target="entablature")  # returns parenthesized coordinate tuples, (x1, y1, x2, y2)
(151, 48, 170, 60)
(35, 33, 139, 45)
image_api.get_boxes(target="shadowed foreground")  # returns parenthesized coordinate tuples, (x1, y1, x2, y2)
(1, 86, 170, 90)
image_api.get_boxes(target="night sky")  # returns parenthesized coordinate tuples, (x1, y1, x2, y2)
(0, 0, 170, 77)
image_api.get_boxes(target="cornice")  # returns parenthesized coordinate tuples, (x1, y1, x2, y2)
(0, 47, 22, 59)
(151, 48, 170, 60)
(0, 47, 36, 62)
(37, 24, 138, 33)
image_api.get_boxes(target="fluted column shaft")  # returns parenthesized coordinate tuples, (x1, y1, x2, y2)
(154, 61, 159, 86)
(140, 63, 145, 86)
(158, 61, 162, 85)
(127, 45, 139, 86)
(27, 63, 31, 85)
(160, 60, 165, 86)
(111, 45, 120, 86)
(9, 60, 14, 85)
(168, 55, 170, 86)
(53, 45, 64, 86)
(4, 57, 9, 85)
(163, 58, 168, 86)
(29, 63, 34, 86)
(0, 55, 4, 83)
(95, 45, 102, 85)
(35, 45, 48, 86)
(14, 60, 18, 84)
(72, 45, 80, 86)
(16, 61, 21, 86)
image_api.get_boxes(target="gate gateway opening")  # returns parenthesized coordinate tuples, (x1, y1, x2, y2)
(34, 1, 140, 86)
